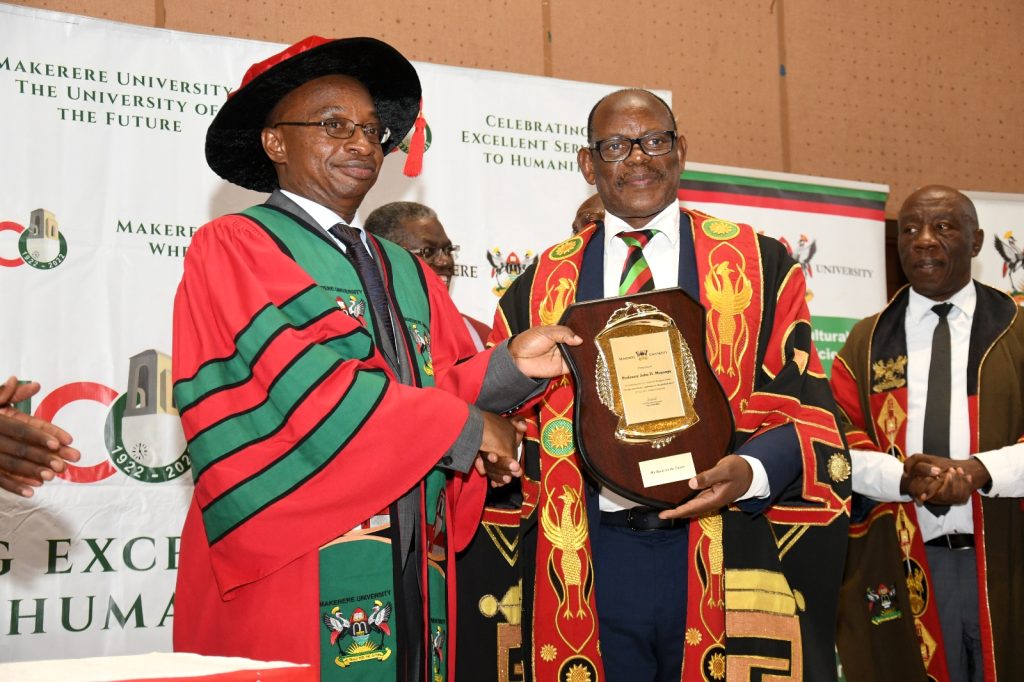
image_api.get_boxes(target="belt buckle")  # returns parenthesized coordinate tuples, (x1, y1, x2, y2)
(946, 534, 972, 551)
(626, 507, 669, 531)
(626, 507, 651, 531)
(927, 533, 973, 551)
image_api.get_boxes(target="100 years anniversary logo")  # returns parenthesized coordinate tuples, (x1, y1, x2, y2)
(23, 349, 190, 485)
(0, 208, 68, 270)
(4, 351, 188, 641)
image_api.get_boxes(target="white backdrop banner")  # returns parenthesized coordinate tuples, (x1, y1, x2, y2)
(0, 2, 890, 663)
(679, 163, 889, 374)
(0, 3, 649, 662)
(0, 5, 273, 662)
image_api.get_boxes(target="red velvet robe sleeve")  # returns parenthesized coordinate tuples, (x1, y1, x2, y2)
(173, 216, 490, 597)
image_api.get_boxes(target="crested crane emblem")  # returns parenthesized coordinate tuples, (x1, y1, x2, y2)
(778, 234, 817, 278)
(409, 321, 434, 375)
(430, 625, 446, 682)
(994, 230, 1024, 294)
(338, 294, 367, 326)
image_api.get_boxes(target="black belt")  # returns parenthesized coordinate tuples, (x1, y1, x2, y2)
(924, 533, 974, 550)
(601, 507, 685, 531)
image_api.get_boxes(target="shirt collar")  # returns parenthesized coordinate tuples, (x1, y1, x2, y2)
(907, 280, 976, 323)
(603, 201, 680, 248)
(280, 189, 364, 232)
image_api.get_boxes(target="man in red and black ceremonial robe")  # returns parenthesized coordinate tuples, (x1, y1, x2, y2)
(171, 36, 577, 681)
(488, 89, 850, 682)
(833, 185, 1024, 682)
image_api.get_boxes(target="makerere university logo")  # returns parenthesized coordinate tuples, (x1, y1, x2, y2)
(0, 208, 68, 269)
(487, 247, 537, 296)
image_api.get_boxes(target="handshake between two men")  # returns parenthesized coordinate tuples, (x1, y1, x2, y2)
(469, 324, 759, 522)
(473, 324, 580, 487)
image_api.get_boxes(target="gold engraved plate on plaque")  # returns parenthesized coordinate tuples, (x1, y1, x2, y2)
(595, 301, 699, 448)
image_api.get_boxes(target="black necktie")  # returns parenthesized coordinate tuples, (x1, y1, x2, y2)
(922, 302, 953, 516)
(328, 223, 398, 355)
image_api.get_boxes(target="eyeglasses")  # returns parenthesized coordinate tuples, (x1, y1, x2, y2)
(409, 244, 460, 260)
(589, 130, 676, 163)
(272, 117, 391, 145)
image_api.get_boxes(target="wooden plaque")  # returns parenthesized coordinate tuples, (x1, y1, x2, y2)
(558, 288, 734, 509)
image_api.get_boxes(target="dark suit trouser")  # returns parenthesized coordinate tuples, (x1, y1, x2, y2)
(593, 521, 689, 682)
(925, 545, 983, 682)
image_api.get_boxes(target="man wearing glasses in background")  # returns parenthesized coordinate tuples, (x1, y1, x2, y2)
(365, 201, 491, 350)
(489, 88, 850, 681)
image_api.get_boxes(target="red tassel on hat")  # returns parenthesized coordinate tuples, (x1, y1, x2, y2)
(403, 100, 426, 177)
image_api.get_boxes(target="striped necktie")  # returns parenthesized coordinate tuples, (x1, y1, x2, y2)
(617, 229, 660, 295)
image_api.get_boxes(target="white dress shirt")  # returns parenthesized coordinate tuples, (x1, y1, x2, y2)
(281, 189, 368, 251)
(598, 204, 770, 511)
(280, 190, 404, 356)
(851, 281, 1024, 541)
